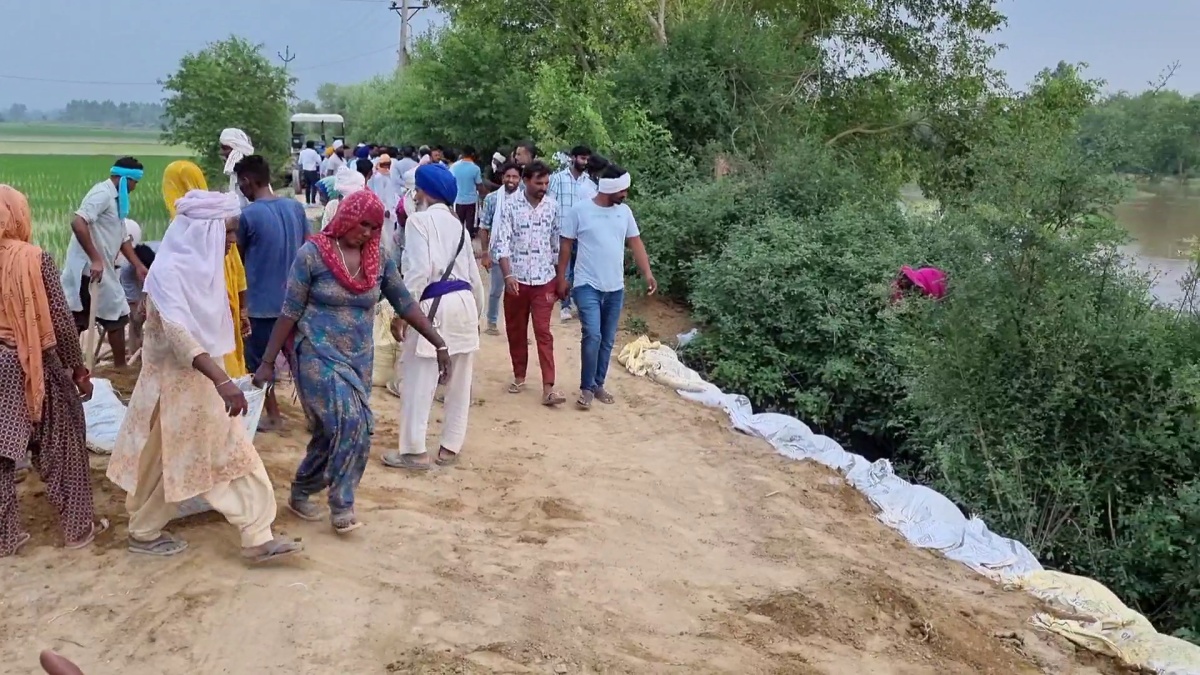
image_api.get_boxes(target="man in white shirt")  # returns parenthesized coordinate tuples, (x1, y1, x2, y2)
(298, 141, 322, 205)
(325, 141, 347, 177)
(548, 145, 593, 321)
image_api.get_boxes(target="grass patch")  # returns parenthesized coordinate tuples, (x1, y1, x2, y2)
(0, 123, 190, 156)
(0, 154, 187, 261)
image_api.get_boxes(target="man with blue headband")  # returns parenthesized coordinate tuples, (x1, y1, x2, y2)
(60, 156, 148, 368)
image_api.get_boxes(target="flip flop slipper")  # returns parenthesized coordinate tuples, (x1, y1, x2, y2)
(7, 532, 32, 555)
(385, 381, 402, 398)
(435, 393, 445, 403)
(485, 326, 500, 335)
(593, 388, 616, 404)
(435, 450, 459, 466)
(381, 451, 432, 471)
(244, 537, 304, 563)
(128, 532, 188, 557)
(286, 500, 324, 522)
(65, 518, 110, 550)
(542, 392, 566, 407)
(507, 382, 526, 394)
(330, 513, 363, 535)
(257, 418, 284, 433)
(576, 392, 594, 410)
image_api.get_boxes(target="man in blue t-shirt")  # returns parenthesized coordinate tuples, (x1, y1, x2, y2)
(235, 155, 309, 432)
(449, 146, 483, 237)
(557, 164, 657, 409)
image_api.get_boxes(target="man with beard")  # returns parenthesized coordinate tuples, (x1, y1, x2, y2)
(557, 164, 656, 409)
(548, 145, 592, 321)
(493, 160, 566, 407)
(478, 161, 522, 335)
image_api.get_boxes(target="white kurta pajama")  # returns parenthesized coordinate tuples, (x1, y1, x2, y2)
(399, 203, 485, 456)
(61, 179, 131, 323)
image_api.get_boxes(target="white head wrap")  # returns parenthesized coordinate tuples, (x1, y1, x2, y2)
(491, 152, 506, 173)
(219, 128, 254, 176)
(144, 190, 240, 359)
(598, 172, 631, 194)
(401, 167, 420, 216)
(334, 166, 366, 197)
(124, 218, 142, 247)
(333, 139, 344, 150)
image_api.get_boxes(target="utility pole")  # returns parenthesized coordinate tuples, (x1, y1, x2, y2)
(389, 0, 429, 70)
(277, 45, 296, 70)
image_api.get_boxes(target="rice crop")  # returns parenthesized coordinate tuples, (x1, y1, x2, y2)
(0, 154, 184, 261)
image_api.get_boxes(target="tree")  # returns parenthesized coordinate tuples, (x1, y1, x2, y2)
(6, 104, 27, 122)
(160, 36, 294, 181)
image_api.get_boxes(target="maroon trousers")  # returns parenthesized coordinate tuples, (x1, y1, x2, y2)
(503, 281, 556, 386)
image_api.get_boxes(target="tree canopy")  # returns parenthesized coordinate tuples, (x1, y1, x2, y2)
(160, 36, 294, 182)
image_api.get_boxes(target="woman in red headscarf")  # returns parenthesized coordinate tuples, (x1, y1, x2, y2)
(253, 190, 450, 535)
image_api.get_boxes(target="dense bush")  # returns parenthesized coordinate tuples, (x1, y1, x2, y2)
(684, 204, 926, 442)
(899, 207, 1200, 634)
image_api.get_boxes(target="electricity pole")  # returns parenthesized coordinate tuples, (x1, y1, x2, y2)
(389, 0, 429, 70)
(277, 45, 296, 70)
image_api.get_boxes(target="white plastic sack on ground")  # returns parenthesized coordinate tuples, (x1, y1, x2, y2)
(372, 302, 400, 388)
(615, 338, 1200, 673)
(617, 337, 709, 392)
(676, 328, 699, 347)
(83, 379, 125, 455)
(1013, 571, 1200, 673)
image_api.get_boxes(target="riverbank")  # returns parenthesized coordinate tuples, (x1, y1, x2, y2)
(1, 299, 1116, 674)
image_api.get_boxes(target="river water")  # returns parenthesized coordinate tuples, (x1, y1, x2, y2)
(1116, 183, 1200, 306)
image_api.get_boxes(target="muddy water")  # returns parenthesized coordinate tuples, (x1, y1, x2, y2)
(1116, 182, 1200, 305)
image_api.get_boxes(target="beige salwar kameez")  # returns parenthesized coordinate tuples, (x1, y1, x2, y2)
(107, 298, 276, 548)
(398, 203, 485, 456)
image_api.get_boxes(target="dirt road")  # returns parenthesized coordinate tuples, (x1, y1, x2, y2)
(2, 299, 1114, 674)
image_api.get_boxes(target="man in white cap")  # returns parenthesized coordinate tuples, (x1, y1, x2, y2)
(557, 164, 656, 409)
(219, 128, 255, 207)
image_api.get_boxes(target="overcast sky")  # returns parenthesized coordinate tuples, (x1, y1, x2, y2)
(1, 0, 1197, 110)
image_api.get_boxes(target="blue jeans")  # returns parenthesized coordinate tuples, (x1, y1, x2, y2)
(561, 244, 577, 312)
(572, 285, 624, 391)
(487, 263, 504, 326)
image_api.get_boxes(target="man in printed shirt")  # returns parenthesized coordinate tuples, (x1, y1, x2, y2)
(548, 145, 593, 322)
(478, 161, 523, 335)
(492, 160, 566, 407)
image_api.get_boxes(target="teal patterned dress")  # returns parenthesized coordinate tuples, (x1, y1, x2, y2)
(282, 242, 415, 514)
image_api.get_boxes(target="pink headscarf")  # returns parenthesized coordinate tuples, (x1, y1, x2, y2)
(894, 265, 947, 300)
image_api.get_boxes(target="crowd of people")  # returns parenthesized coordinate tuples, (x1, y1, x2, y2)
(0, 128, 660, 564)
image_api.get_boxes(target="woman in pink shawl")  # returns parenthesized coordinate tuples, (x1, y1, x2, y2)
(892, 265, 947, 300)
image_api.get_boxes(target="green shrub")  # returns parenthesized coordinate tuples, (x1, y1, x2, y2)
(684, 204, 924, 441)
(636, 176, 758, 301)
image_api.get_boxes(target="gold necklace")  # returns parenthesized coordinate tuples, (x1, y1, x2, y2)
(335, 241, 362, 279)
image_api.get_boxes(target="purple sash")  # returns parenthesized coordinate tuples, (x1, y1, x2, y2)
(421, 279, 472, 301)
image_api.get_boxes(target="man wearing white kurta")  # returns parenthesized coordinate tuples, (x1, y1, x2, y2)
(61, 158, 149, 368)
(382, 164, 485, 470)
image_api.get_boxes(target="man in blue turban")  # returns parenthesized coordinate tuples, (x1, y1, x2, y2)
(414, 163, 459, 207)
(382, 162, 485, 472)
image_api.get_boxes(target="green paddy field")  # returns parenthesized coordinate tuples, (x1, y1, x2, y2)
(0, 123, 190, 259)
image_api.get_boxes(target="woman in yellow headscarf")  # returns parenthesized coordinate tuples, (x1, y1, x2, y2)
(162, 160, 249, 377)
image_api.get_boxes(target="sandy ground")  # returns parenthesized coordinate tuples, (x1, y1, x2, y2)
(1, 297, 1119, 674)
